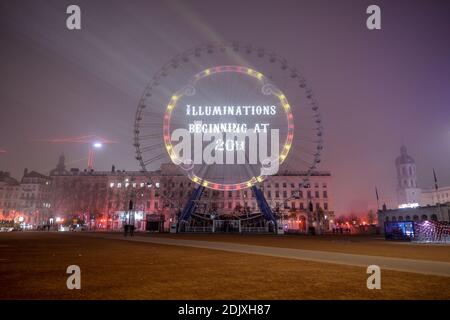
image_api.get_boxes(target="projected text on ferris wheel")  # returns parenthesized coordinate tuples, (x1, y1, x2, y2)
(163, 65, 294, 191)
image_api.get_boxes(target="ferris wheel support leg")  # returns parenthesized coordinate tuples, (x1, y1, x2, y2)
(252, 186, 277, 232)
(179, 185, 205, 223)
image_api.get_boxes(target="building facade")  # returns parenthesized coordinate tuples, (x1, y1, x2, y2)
(0, 170, 51, 227)
(378, 204, 450, 226)
(1, 155, 334, 232)
(392, 145, 450, 208)
(0, 171, 21, 220)
(421, 186, 450, 206)
(19, 169, 52, 226)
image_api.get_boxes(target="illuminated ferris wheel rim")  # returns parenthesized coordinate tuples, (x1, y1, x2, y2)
(134, 41, 323, 197)
(162, 65, 294, 191)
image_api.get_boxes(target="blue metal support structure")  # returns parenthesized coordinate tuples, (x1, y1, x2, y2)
(252, 186, 277, 224)
(179, 185, 205, 222)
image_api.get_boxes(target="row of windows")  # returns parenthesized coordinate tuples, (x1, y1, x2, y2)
(265, 182, 327, 189)
(109, 182, 161, 189)
(107, 181, 328, 190)
(266, 190, 327, 199)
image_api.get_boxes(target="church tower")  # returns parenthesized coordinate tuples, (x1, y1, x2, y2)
(49, 154, 70, 176)
(395, 145, 421, 206)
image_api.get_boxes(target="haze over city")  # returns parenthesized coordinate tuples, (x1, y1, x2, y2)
(1, 0, 449, 215)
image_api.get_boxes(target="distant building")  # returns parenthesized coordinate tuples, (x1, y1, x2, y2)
(392, 145, 450, 207)
(0, 169, 51, 226)
(1, 155, 334, 232)
(49, 154, 70, 176)
(47, 156, 334, 232)
(421, 186, 450, 206)
(395, 146, 421, 206)
(378, 204, 450, 227)
(19, 169, 52, 226)
(378, 145, 450, 232)
(0, 171, 21, 219)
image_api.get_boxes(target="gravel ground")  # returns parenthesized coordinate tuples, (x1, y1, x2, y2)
(0, 232, 449, 300)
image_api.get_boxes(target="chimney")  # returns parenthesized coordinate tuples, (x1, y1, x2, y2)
(111, 165, 115, 173)
(23, 168, 28, 176)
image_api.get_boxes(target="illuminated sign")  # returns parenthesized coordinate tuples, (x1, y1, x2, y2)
(398, 203, 420, 209)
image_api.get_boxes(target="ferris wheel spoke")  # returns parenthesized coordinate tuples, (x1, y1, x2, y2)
(139, 143, 165, 153)
(138, 133, 163, 140)
(143, 152, 167, 166)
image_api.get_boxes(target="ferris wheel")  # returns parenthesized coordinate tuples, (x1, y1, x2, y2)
(134, 41, 323, 202)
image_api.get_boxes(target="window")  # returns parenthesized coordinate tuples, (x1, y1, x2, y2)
(323, 191, 328, 198)
(300, 202, 304, 210)
(307, 191, 311, 199)
(291, 183, 295, 188)
(324, 203, 328, 210)
(315, 203, 320, 210)
(283, 191, 287, 198)
(275, 183, 279, 188)
(275, 191, 280, 198)
(322, 183, 327, 188)
(299, 191, 303, 198)
(291, 202, 296, 209)
(282, 183, 287, 188)
(315, 191, 320, 198)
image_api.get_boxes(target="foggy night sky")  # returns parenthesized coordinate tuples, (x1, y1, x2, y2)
(0, 0, 449, 215)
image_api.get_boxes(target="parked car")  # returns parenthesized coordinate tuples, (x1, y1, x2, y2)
(58, 225, 70, 232)
(71, 224, 87, 232)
